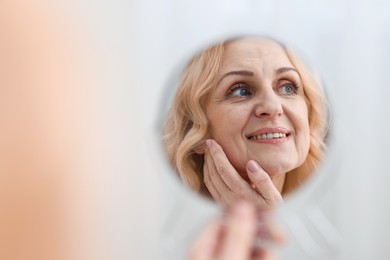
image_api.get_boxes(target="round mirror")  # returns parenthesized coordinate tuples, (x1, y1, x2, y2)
(161, 35, 330, 209)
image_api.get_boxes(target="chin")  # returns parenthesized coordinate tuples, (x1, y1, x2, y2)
(233, 161, 285, 182)
(254, 159, 298, 178)
(232, 155, 302, 182)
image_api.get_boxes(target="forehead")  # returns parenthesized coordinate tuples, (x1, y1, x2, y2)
(220, 38, 293, 70)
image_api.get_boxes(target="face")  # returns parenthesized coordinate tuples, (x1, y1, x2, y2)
(205, 38, 310, 181)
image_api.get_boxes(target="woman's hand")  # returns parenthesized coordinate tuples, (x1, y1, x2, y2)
(188, 201, 283, 260)
(203, 139, 283, 209)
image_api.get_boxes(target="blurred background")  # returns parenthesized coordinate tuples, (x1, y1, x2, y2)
(1, 0, 390, 259)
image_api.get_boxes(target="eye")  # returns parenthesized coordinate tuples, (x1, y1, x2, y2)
(227, 83, 252, 97)
(278, 82, 298, 95)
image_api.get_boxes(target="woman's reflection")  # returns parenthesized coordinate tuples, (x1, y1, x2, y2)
(163, 36, 328, 208)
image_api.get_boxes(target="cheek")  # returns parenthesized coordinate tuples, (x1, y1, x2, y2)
(207, 105, 249, 138)
(301, 122, 311, 155)
(286, 100, 310, 152)
(296, 105, 311, 156)
(207, 106, 249, 170)
(209, 119, 240, 144)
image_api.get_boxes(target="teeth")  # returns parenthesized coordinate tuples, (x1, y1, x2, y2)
(250, 133, 287, 140)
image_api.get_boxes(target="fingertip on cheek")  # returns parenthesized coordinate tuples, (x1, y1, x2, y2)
(205, 139, 212, 149)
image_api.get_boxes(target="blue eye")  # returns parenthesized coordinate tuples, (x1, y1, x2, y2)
(279, 84, 298, 95)
(228, 84, 252, 97)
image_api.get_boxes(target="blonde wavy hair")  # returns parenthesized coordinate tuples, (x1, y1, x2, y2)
(162, 37, 328, 197)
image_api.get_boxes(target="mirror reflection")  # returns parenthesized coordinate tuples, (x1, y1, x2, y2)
(162, 36, 328, 208)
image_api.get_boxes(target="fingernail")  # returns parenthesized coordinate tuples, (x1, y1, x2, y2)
(247, 160, 260, 173)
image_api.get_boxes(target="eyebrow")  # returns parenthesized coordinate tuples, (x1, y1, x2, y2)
(276, 67, 298, 74)
(218, 70, 254, 85)
(217, 67, 299, 85)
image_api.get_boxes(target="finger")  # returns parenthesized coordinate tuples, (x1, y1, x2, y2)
(188, 217, 223, 260)
(255, 222, 285, 248)
(206, 139, 248, 192)
(246, 160, 283, 208)
(219, 201, 257, 260)
(253, 213, 285, 253)
(251, 248, 277, 260)
(203, 143, 231, 201)
(203, 159, 222, 202)
(251, 211, 285, 260)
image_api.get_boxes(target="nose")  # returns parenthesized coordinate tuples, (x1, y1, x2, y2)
(253, 92, 284, 119)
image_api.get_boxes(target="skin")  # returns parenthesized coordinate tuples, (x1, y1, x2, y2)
(205, 38, 310, 195)
(204, 139, 283, 208)
(188, 201, 283, 260)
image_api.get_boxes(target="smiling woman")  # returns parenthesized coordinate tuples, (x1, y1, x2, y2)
(162, 36, 328, 208)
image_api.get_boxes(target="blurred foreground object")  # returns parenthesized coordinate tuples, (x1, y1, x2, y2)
(188, 201, 284, 260)
(0, 1, 103, 259)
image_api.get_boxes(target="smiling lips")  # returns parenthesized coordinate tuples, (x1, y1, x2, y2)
(249, 132, 287, 140)
(247, 128, 290, 143)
